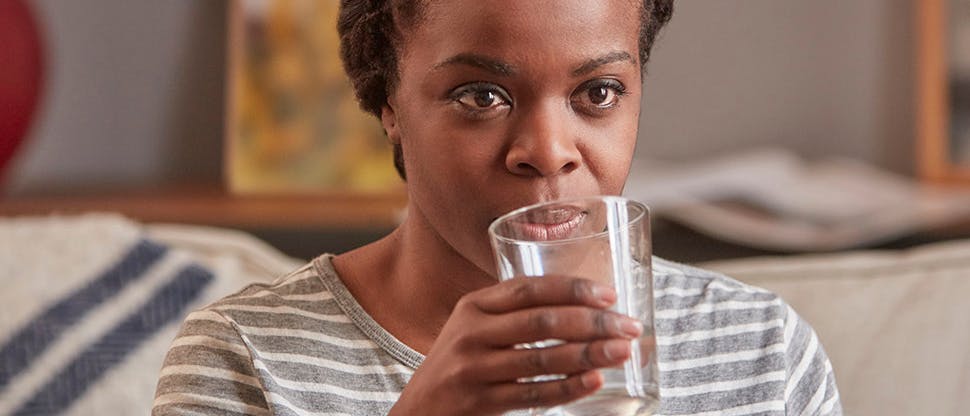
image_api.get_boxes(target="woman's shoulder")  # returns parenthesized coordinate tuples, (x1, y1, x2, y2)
(653, 256, 781, 304)
(651, 256, 791, 352)
(651, 257, 797, 414)
(195, 259, 334, 313)
(195, 255, 366, 329)
(157, 256, 413, 415)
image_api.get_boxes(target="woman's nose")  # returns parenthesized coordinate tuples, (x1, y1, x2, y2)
(504, 103, 581, 177)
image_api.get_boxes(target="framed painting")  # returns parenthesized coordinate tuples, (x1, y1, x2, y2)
(225, 0, 402, 194)
(917, 0, 970, 184)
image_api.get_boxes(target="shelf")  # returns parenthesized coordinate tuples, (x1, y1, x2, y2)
(0, 186, 408, 230)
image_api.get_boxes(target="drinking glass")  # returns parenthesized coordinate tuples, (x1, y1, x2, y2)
(488, 196, 659, 416)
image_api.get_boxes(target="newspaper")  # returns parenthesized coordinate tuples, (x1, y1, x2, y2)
(624, 149, 970, 251)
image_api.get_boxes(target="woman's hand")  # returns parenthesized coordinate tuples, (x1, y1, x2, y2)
(388, 275, 644, 416)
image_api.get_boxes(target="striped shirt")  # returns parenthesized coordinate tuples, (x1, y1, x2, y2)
(153, 255, 842, 416)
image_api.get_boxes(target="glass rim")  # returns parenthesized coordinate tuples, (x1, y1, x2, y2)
(488, 195, 649, 246)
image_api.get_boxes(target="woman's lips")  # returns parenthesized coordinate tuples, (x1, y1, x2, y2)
(508, 206, 587, 241)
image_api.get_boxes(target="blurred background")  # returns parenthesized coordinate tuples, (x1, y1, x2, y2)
(3, 2, 970, 416)
(2, 0, 970, 260)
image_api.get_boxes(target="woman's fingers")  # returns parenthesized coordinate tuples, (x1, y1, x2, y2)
(470, 275, 616, 313)
(477, 339, 634, 383)
(392, 276, 647, 415)
(476, 306, 643, 346)
(483, 370, 605, 411)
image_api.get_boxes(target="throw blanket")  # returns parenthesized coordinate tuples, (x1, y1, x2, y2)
(0, 214, 302, 415)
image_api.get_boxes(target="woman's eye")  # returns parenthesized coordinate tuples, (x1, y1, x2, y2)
(588, 86, 613, 106)
(451, 83, 511, 111)
(461, 90, 499, 108)
(573, 79, 626, 111)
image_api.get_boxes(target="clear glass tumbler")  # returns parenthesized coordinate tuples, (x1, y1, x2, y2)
(489, 196, 659, 416)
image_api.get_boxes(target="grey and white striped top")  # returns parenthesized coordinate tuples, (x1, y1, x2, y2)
(153, 255, 842, 416)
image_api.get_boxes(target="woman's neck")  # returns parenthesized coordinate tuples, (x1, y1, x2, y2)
(332, 204, 495, 354)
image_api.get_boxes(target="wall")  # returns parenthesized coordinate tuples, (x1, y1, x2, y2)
(6, 0, 917, 194)
(637, 0, 915, 173)
(7, 0, 226, 192)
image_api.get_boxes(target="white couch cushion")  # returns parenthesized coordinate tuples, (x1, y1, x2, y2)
(702, 239, 970, 416)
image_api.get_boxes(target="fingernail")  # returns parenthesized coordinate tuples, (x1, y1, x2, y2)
(591, 285, 615, 304)
(581, 370, 602, 389)
(619, 319, 643, 338)
(604, 339, 631, 361)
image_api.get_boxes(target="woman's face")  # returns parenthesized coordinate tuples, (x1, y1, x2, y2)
(384, 0, 643, 274)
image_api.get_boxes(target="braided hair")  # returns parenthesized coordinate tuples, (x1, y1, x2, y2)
(337, 0, 674, 179)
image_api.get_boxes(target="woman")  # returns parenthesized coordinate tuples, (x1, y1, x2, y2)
(154, 1, 842, 415)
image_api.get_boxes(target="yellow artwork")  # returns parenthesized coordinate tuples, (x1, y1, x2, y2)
(226, 0, 401, 194)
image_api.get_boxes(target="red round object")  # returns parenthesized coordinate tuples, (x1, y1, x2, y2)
(0, 0, 45, 180)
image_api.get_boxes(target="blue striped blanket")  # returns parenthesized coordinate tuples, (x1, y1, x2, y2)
(0, 214, 296, 415)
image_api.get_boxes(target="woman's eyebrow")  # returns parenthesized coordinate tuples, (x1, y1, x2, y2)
(432, 53, 517, 77)
(571, 51, 636, 77)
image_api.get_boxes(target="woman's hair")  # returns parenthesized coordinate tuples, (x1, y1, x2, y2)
(337, 0, 674, 179)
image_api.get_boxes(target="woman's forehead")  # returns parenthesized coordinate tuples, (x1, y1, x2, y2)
(401, 0, 641, 71)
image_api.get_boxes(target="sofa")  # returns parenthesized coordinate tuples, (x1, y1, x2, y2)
(1, 213, 967, 415)
(701, 243, 970, 416)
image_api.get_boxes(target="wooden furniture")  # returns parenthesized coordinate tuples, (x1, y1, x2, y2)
(0, 1, 408, 233)
(0, 186, 408, 230)
(916, 0, 970, 184)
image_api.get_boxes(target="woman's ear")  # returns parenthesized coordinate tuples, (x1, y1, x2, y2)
(381, 103, 400, 144)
